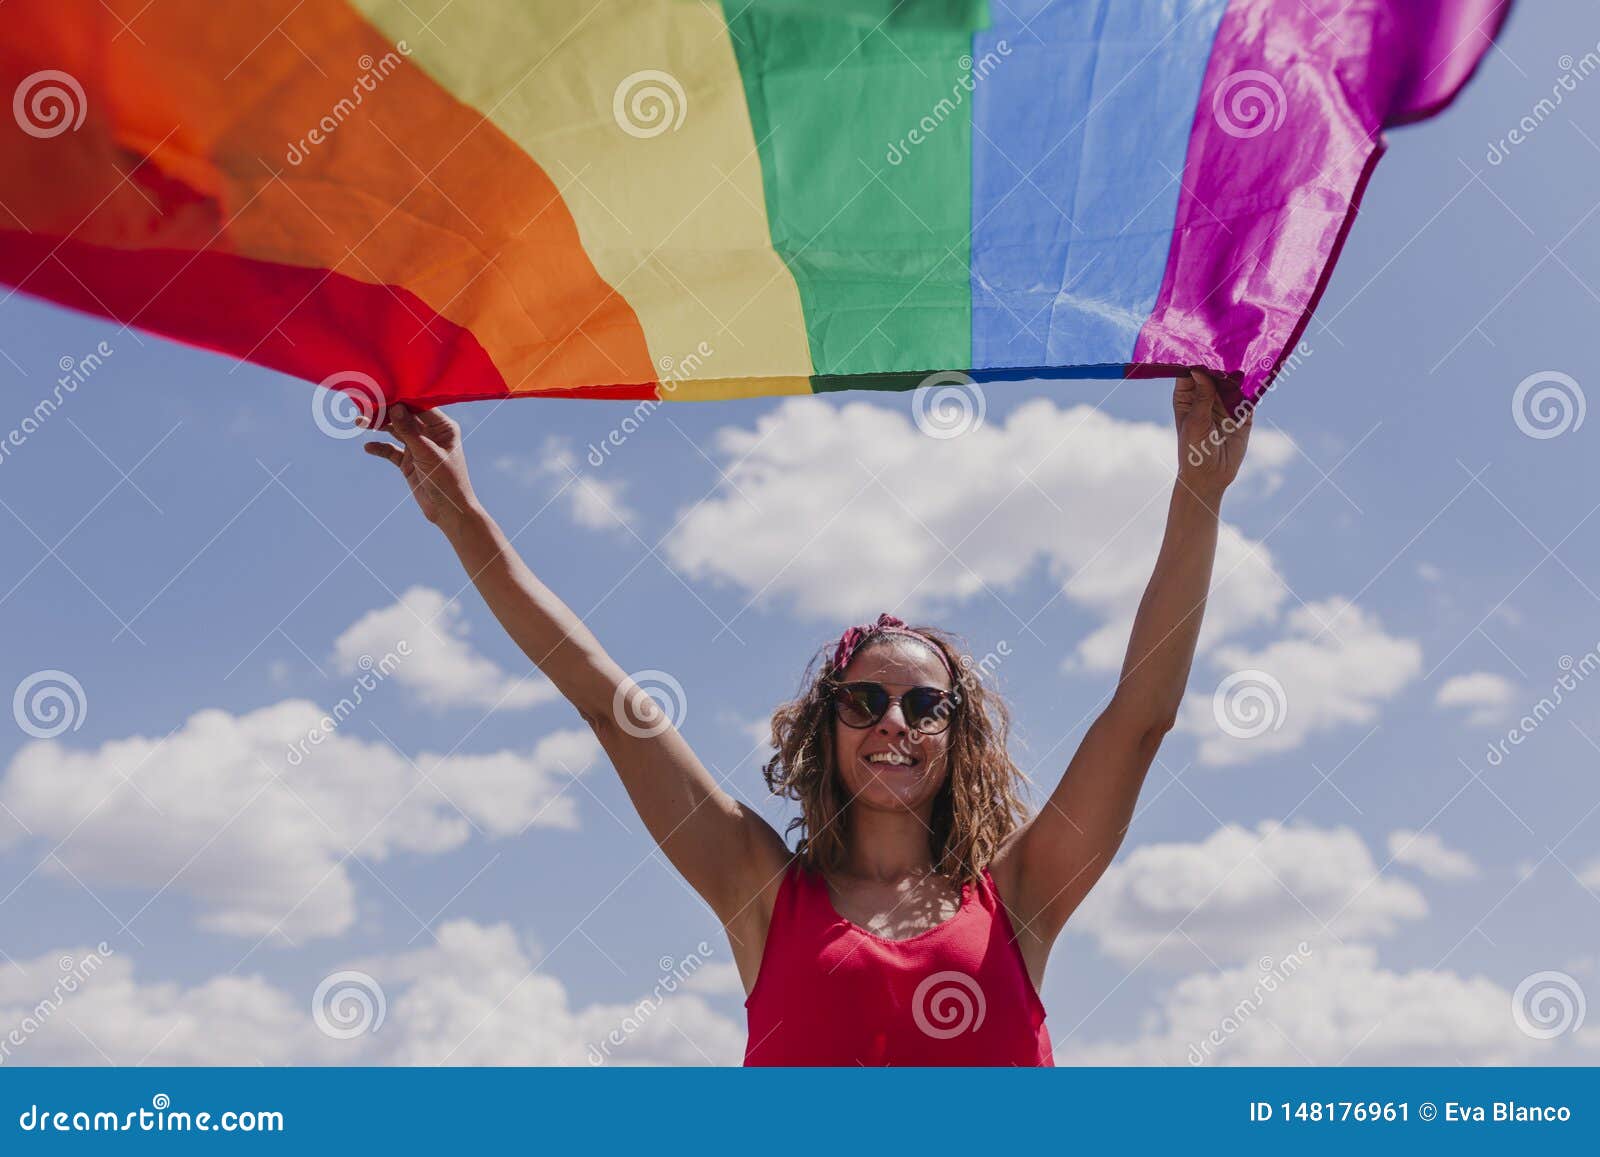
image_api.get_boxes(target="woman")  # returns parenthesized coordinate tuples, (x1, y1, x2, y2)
(365, 369, 1251, 1066)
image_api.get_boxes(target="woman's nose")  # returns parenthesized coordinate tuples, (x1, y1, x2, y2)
(876, 701, 910, 732)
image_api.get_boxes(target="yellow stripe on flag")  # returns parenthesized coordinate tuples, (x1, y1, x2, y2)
(661, 376, 814, 402)
(351, 0, 815, 393)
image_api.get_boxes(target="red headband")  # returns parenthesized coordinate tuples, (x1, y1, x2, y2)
(830, 613, 955, 679)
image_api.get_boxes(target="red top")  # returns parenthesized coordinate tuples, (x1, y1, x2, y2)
(743, 861, 1053, 1066)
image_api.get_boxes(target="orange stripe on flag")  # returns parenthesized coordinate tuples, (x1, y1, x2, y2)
(0, 0, 658, 400)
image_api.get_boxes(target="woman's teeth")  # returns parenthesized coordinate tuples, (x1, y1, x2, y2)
(866, 752, 916, 766)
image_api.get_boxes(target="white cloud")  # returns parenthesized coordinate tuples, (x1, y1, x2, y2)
(0, 704, 600, 940)
(659, 399, 1416, 761)
(496, 436, 638, 530)
(360, 920, 742, 1065)
(1184, 597, 1423, 766)
(0, 923, 743, 1066)
(1387, 829, 1479, 880)
(1060, 943, 1579, 1065)
(1578, 860, 1600, 890)
(739, 714, 774, 753)
(1435, 671, 1517, 726)
(333, 586, 556, 711)
(10, 930, 1591, 1068)
(1070, 822, 1426, 967)
(681, 960, 747, 999)
(661, 396, 1295, 669)
(0, 942, 328, 1066)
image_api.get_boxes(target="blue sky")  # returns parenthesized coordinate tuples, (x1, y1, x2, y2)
(2, 3, 1598, 1065)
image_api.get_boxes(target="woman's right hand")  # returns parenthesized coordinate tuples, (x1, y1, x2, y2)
(363, 403, 479, 532)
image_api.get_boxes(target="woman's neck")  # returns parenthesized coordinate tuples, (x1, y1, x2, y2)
(841, 805, 936, 882)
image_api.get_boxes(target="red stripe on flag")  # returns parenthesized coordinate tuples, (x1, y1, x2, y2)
(0, 232, 511, 409)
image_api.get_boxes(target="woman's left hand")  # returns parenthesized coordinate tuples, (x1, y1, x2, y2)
(1174, 368, 1251, 499)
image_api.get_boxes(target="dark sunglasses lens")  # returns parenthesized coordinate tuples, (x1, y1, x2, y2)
(834, 684, 886, 726)
(905, 688, 952, 732)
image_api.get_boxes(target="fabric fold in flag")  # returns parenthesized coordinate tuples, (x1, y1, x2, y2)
(0, 0, 1511, 416)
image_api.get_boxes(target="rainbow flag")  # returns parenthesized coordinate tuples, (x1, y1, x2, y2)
(0, 0, 1508, 416)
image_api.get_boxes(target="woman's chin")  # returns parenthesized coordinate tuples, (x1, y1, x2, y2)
(846, 762, 938, 810)
(852, 791, 925, 815)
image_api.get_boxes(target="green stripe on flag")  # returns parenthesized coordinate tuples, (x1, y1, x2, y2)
(735, 1, 990, 29)
(723, 3, 977, 382)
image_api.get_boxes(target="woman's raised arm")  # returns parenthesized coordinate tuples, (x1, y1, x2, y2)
(992, 370, 1252, 974)
(365, 405, 790, 939)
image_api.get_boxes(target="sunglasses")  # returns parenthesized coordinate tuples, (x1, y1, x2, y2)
(827, 680, 959, 734)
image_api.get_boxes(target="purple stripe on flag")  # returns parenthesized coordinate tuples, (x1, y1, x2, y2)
(1131, 0, 1512, 402)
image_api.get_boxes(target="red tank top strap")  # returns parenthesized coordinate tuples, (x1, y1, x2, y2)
(973, 867, 1007, 918)
(743, 858, 808, 1011)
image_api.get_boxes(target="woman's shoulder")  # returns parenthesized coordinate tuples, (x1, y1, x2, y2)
(979, 848, 1022, 905)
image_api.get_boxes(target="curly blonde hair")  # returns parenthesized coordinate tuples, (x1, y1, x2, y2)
(761, 625, 1029, 885)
